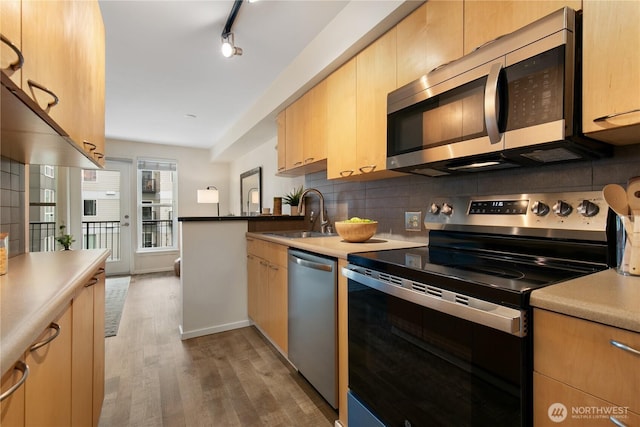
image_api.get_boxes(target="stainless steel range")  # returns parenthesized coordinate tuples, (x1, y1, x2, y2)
(344, 191, 612, 427)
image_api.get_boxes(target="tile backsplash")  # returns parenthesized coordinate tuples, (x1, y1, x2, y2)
(0, 157, 26, 257)
(304, 144, 640, 243)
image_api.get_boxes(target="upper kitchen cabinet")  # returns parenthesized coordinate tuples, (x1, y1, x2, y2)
(1, 0, 105, 169)
(276, 110, 286, 174)
(463, 0, 581, 54)
(355, 28, 403, 179)
(0, 0, 22, 87)
(281, 81, 328, 176)
(582, 0, 640, 145)
(396, 0, 463, 88)
(326, 59, 357, 179)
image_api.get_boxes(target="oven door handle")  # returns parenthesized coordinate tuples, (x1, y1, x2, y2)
(343, 266, 526, 337)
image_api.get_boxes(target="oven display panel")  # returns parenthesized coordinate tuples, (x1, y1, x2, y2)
(469, 200, 529, 215)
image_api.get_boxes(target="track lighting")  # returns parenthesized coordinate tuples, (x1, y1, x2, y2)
(221, 32, 242, 58)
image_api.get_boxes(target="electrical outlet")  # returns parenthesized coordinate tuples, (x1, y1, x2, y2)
(405, 211, 422, 231)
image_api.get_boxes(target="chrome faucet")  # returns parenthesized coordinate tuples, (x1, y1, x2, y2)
(299, 188, 330, 234)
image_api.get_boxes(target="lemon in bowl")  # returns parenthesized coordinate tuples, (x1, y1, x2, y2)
(334, 217, 378, 242)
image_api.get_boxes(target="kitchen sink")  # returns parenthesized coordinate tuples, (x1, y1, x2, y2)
(266, 230, 336, 239)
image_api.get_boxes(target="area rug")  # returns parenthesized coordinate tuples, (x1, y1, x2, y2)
(105, 276, 130, 337)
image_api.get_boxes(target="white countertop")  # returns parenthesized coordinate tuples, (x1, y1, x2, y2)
(246, 232, 426, 259)
(531, 268, 640, 332)
(0, 249, 110, 376)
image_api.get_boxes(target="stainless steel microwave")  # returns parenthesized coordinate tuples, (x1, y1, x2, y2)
(387, 7, 610, 177)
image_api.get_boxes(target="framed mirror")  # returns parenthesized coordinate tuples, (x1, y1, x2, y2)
(240, 167, 262, 216)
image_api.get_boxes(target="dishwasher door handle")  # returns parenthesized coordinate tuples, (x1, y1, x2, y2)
(289, 254, 334, 272)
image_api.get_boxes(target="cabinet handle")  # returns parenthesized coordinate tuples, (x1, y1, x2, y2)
(278, 167, 286, 172)
(359, 165, 376, 173)
(0, 361, 29, 403)
(259, 260, 268, 266)
(85, 277, 99, 287)
(97, 267, 105, 275)
(0, 34, 24, 72)
(27, 79, 60, 110)
(304, 157, 315, 164)
(593, 108, 640, 123)
(83, 141, 97, 151)
(293, 161, 303, 167)
(94, 152, 104, 160)
(610, 339, 640, 356)
(30, 322, 61, 352)
(609, 416, 628, 427)
(269, 265, 279, 271)
(339, 170, 354, 177)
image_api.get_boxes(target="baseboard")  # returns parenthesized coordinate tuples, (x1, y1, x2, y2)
(179, 319, 251, 340)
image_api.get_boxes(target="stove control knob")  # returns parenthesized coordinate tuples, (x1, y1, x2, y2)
(441, 203, 453, 216)
(553, 200, 572, 217)
(531, 201, 550, 216)
(429, 203, 440, 215)
(577, 200, 599, 217)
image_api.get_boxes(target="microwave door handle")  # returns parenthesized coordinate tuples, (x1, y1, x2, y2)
(484, 62, 503, 145)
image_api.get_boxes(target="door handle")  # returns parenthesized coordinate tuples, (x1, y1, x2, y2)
(484, 62, 504, 145)
(122, 222, 130, 227)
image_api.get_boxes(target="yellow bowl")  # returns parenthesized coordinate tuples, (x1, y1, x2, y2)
(334, 221, 378, 242)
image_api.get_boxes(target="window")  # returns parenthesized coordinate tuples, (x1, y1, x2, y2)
(44, 165, 55, 178)
(43, 189, 55, 222)
(137, 159, 177, 251)
(84, 199, 97, 216)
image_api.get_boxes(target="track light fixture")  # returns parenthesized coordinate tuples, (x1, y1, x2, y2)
(221, 32, 242, 58)
(220, 0, 244, 58)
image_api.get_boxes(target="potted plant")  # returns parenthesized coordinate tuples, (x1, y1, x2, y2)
(283, 185, 303, 215)
(56, 224, 75, 250)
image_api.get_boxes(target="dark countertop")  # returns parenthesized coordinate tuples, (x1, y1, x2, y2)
(178, 215, 304, 222)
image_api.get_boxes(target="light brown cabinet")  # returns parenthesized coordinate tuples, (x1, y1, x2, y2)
(326, 59, 357, 180)
(25, 307, 73, 427)
(276, 110, 287, 173)
(533, 309, 640, 425)
(582, 0, 640, 145)
(0, 0, 22, 87)
(1, 360, 26, 427)
(72, 266, 106, 427)
(246, 239, 288, 354)
(1, 0, 105, 168)
(396, 0, 465, 88)
(463, 0, 581, 55)
(355, 28, 398, 178)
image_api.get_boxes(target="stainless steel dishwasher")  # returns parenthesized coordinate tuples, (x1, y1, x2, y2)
(288, 249, 338, 409)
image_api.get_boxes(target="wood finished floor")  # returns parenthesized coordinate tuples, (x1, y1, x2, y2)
(99, 272, 336, 427)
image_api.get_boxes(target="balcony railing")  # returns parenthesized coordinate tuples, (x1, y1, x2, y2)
(29, 219, 174, 258)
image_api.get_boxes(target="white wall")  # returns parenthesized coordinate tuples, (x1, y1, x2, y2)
(229, 135, 303, 216)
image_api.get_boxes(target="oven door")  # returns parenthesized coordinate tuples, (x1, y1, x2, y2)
(346, 267, 530, 427)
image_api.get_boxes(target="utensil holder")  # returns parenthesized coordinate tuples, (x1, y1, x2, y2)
(615, 215, 639, 276)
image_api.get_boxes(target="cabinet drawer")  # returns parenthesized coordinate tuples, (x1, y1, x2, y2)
(534, 372, 640, 427)
(265, 241, 288, 268)
(534, 309, 640, 413)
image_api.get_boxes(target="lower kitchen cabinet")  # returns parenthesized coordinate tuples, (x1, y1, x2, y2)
(246, 239, 288, 354)
(1, 360, 27, 426)
(533, 309, 640, 425)
(25, 306, 73, 427)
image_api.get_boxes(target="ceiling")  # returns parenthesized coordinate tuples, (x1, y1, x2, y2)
(99, 0, 349, 153)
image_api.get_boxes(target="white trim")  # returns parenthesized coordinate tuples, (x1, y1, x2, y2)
(179, 320, 251, 340)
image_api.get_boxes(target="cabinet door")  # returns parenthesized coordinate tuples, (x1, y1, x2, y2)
(21, 0, 78, 142)
(356, 28, 397, 176)
(0, 0, 22, 87)
(285, 95, 306, 170)
(582, 0, 640, 143)
(463, 1, 581, 54)
(72, 284, 94, 427)
(247, 253, 261, 322)
(25, 306, 72, 427)
(396, 3, 428, 88)
(93, 267, 106, 427)
(267, 262, 288, 354)
(1, 360, 26, 427)
(326, 59, 357, 179)
(306, 79, 328, 166)
(276, 111, 287, 174)
(425, 0, 463, 76)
